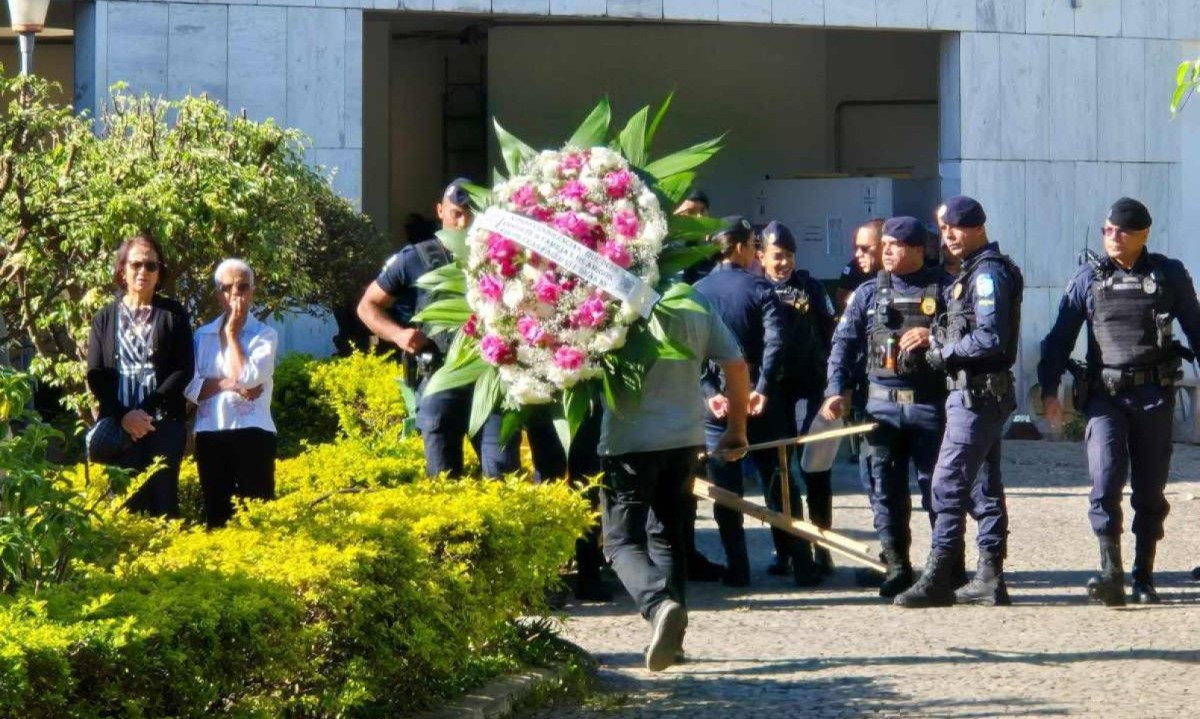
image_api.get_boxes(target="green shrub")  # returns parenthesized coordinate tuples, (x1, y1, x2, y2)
(310, 351, 409, 446)
(272, 353, 339, 457)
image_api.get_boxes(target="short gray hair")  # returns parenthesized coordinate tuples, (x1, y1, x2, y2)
(213, 258, 255, 288)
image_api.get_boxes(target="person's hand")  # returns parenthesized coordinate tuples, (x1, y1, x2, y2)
(225, 294, 249, 337)
(819, 395, 845, 422)
(706, 394, 729, 419)
(899, 327, 932, 352)
(1043, 396, 1064, 433)
(748, 391, 768, 416)
(239, 385, 265, 402)
(714, 428, 749, 463)
(121, 409, 156, 441)
(393, 327, 428, 354)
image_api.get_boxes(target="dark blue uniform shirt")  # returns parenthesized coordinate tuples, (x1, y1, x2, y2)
(376, 239, 449, 325)
(1037, 249, 1200, 396)
(828, 265, 950, 397)
(935, 242, 1021, 374)
(694, 262, 786, 397)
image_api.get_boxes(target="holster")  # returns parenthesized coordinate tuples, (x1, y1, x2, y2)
(1066, 359, 1089, 411)
(403, 349, 443, 390)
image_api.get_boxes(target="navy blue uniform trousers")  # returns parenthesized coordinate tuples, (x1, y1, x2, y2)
(862, 396, 942, 551)
(1084, 384, 1174, 540)
(930, 390, 1011, 556)
(417, 384, 520, 478)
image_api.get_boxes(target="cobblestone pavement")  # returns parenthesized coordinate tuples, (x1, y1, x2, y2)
(526, 440, 1200, 719)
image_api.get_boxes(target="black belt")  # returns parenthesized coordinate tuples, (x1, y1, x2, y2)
(1097, 366, 1177, 392)
(867, 384, 939, 405)
(946, 370, 1011, 392)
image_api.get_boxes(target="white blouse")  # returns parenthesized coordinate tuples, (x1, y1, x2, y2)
(184, 314, 278, 434)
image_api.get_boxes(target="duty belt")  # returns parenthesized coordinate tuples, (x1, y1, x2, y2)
(1097, 365, 1178, 393)
(946, 370, 1012, 394)
(868, 384, 939, 405)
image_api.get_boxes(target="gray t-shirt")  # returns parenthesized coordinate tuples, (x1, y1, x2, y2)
(599, 295, 742, 456)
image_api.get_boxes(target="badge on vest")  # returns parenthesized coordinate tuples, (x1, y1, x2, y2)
(1143, 276, 1157, 295)
(976, 274, 995, 298)
(920, 297, 937, 316)
(953, 283, 963, 300)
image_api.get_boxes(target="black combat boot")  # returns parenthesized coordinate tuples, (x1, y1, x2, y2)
(1131, 538, 1161, 605)
(954, 551, 1011, 606)
(716, 509, 751, 588)
(950, 551, 969, 590)
(894, 550, 958, 608)
(878, 544, 915, 599)
(1086, 535, 1126, 607)
(806, 472, 835, 577)
(792, 539, 824, 587)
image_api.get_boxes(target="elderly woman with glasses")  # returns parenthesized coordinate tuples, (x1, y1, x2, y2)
(86, 233, 194, 517)
(185, 258, 279, 528)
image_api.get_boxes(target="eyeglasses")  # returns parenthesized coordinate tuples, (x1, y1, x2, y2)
(219, 282, 254, 294)
(1100, 226, 1142, 238)
(128, 261, 160, 273)
(853, 245, 874, 254)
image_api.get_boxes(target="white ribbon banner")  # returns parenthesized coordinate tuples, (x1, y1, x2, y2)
(473, 207, 661, 319)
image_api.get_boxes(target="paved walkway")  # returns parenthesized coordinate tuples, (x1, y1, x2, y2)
(528, 440, 1200, 719)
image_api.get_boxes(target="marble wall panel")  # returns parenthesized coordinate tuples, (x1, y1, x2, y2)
(1047, 35, 1098, 162)
(286, 7, 347, 148)
(665, 0, 718, 20)
(877, 0, 926, 29)
(228, 5, 288, 123)
(314, 148, 363, 202)
(1019, 286, 1055, 408)
(961, 160, 1026, 270)
(960, 32, 1002, 160)
(551, 0, 606, 15)
(1074, 0, 1121, 36)
(824, 0, 876, 27)
(1026, 0, 1073, 34)
(1024, 161, 1077, 289)
(1144, 39, 1183, 162)
(976, 0, 1024, 33)
(718, 0, 771, 22)
(1000, 33, 1049, 161)
(927, 0, 975, 30)
(493, 1, 552, 13)
(608, 0, 663, 18)
(1073, 161, 1122, 259)
(1097, 37, 1146, 161)
(772, 0, 823, 25)
(167, 5, 227, 103)
(108, 2, 169, 97)
(940, 34, 962, 161)
(432, 0, 491, 12)
(1170, 0, 1200, 39)
(1122, 0, 1170, 38)
(345, 9, 363, 148)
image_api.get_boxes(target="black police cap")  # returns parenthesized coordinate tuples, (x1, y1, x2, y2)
(761, 221, 797, 253)
(713, 215, 754, 243)
(443, 178, 472, 207)
(940, 195, 987, 228)
(1107, 197, 1152, 231)
(882, 216, 928, 247)
(685, 189, 710, 206)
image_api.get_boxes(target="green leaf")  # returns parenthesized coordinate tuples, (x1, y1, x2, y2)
(469, 366, 503, 438)
(499, 408, 525, 447)
(655, 243, 719, 281)
(462, 182, 493, 209)
(411, 296, 470, 328)
(648, 314, 693, 360)
(552, 416, 570, 456)
(435, 228, 468, 262)
(644, 136, 724, 181)
(617, 106, 650, 168)
(420, 352, 487, 398)
(494, 118, 535, 176)
(567, 98, 612, 149)
(1177, 60, 1193, 87)
(415, 264, 467, 295)
(656, 171, 696, 204)
(560, 384, 592, 453)
(644, 91, 675, 152)
(667, 214, 728, 241)
(657, 283, 709, 315)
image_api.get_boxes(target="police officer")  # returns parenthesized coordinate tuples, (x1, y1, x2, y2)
(820, 217, 950, 597)
(758, 221, 837, 584)
(894, 195, 1023, 608)
(695, 216, 787, 587)
(835, 219, 885, 313)
(1039, 198, 1200, 606)
(357, 180, 519, 479)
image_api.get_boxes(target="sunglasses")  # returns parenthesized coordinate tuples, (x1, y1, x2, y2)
(220, 282, 254, 294)
(853, 245, 874, 254)
(127, 260, 160, 272)
(1100, 226, 1141, 238)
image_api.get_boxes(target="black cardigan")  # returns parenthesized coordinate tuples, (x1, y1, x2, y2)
(86, 295, 195, 421)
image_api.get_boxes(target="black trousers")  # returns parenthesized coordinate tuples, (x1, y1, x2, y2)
(600, 446, 696, 620)
(195, 428, 277, 528)
(116, 418, 186, 519)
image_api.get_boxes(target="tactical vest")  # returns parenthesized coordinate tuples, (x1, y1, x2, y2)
(943, 252, 1023, 373)
(1090, 258, 1174, 369)
(867, 271, 940, 381)
(774, 271, 826, 394)
(412, 239, 454, 354)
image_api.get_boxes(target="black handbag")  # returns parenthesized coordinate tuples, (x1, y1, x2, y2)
(86, 416, 132, 464)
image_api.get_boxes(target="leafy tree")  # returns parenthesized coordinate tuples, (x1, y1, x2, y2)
(0, 72, 382, 416)
(1172, 58, 1200, 117)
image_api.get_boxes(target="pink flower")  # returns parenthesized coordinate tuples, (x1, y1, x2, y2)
(512, 184, 537, 208)
(585, 202, 605, 216)
(614, 210, 639, 238)
(480, 335, 515, 365)
(478, 274, 503, 302)
(573, 295, 607, 328)
(600, 241, 631, 268)
(553, 212, 592, 241)
(558, 180, 588, 203)
(586, 223, 607, 249)
(486, 233, 520, 263)
(534, 273, 561, 304)
(497, 259, 520, 278)
(603, 169, 633, 198)
(464, 314, 479, 338)
(554, 346, 587, 371)
(517, 315, 546, 345)
(528, 206, 554, 222)
(562, 153, 584, 171)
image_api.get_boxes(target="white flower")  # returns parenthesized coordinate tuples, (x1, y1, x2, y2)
(591, 325, 629, 353)
(503, 281, 525, 309)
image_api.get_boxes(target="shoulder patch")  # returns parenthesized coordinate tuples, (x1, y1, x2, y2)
(841, 265, 851, 277)
(382, 252, 403, 272)
(824, 293, 834, 316)
(976, 273, 995, 298)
